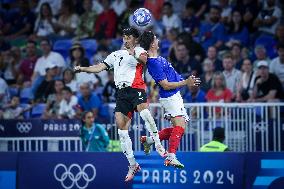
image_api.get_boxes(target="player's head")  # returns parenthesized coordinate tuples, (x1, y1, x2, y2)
(139, 31, 159, 51)
(122, 27, 140, 49)
(213, 127, 225, 142)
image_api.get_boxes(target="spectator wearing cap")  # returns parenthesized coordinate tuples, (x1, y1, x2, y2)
(34, 61, 57, 102)
(270, 43, 284, 88)
(200, 127, 229, 152)
(31, 39, 65, 93)
(70, 42, 99, 88)
(249, 60, 284, 102)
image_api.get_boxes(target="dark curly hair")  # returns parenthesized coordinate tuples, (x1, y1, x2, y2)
(139, 31, 155, 51)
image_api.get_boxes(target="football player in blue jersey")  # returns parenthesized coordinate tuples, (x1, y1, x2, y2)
(136, 31, 200, 168)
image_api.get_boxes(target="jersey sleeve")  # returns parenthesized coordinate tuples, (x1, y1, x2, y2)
(102, 52, 115, 70)
(134, 46, 147, 59)
(148, 58, 167, 83)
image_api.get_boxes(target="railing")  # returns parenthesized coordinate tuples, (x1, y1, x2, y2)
(0, 103, 283, 152)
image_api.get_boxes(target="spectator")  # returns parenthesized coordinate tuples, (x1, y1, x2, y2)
(225, 9, 249, 47)
(80, 111, 110, 152)
(206, 71, 233, 103)
(78, 82, 101, 118)
(275, 24, 284, 44)
(191, 0, 210, 19)
(200, 58, 214, 92)
(0, 96, 24, 119)
(6, 0, 35, 39)
(270, 43, 284, 88)
(75, 0, 97, 39)
(34, 62, 57, 102)
(161, 2, 182, 33)
(253, 45, 270, 69)
(111, 0, 127, 17)
(253, 0, 282, 36)
(250, 60, 284, 102)
(43, 79, 64, 119)
(173, 42, 202, 76)
(200, 127, 229, 152)
(236, 59, 256, 102)
(31, 38, 65, 91)
(0, 47, 18, 85)
(231, 43, 243, 70)
(92, 0, 104, 14)
(0, 76, 9, 108)
(19, 40, 38, 82)
(207, 46, 223, 71)
(63, 68, 77, 93)
(220, 0, 232, 24)
(198, 6, 225, 50)
(53, 0, 79, 38)
(58, 86, 78, 119)
(95, 0, 117, 39)
(222, 53, 242, 99)
(181, 1, 199, 36)
(144, 0, 164, 20)
(92, 45, 109, 85)
(235, 0, 260, 33)
(69, 42, 90, 67)
(102, 71, 116, 103)
(35, 0, 62, 16)
(33, 2, 56, 39)
(183, 84, 206, 103)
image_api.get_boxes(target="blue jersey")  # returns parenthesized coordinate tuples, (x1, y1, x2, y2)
(147, 56, 183, 98)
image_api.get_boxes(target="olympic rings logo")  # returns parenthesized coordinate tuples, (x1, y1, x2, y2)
(16, 122, 32, 133)
(54, 163, 96, 189)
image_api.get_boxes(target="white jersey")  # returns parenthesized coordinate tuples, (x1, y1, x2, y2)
(103, 47, 146, 90)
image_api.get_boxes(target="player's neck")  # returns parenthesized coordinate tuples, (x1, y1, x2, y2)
(148, 49, 158, 57)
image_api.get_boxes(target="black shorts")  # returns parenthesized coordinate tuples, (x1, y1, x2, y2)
(115, 87, 147, 118)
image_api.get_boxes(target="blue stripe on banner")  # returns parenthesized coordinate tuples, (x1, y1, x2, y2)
(0, 171, 16, 189)
(261, 160, 284, 169)
(254, 176, 279, 186)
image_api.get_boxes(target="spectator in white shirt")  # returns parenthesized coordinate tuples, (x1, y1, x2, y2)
(58, 86, 78, 119)
(270, 43, 284, 88)
(162, 2, 182, 33)
(222, 53, 242, 99)
(111, 0, 127, 16)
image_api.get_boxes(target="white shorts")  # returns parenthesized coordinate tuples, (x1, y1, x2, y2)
(159, 91, 189, 122)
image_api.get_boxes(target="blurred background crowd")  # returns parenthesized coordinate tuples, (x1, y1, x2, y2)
(0, 0, 284, 122)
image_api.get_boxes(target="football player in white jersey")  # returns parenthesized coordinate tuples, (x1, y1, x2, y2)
(74, 28, 166, 182)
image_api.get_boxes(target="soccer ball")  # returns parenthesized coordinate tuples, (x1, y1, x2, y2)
(133, 8, 152, 27)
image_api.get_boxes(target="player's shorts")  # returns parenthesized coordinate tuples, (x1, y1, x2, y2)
(159, 91, 189, 122)
(115, 86, 147, 118)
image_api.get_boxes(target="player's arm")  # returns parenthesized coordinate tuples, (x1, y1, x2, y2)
(158, 75, 201, 90)
(134, 47, 148, 64)
(74, 63, 107, 73)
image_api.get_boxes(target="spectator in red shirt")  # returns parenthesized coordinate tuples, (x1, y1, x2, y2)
(206, 72, 233, 118)
(95, 0, 117, 39)
(144, 0, 164, 21)
(19, 40, 38, 82)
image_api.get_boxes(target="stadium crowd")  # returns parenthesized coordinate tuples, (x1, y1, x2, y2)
(0, 0, 284, 121)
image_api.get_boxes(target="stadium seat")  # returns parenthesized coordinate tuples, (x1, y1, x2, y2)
(111, 38, 123, 50)
(20, 87, 33, 104)
(8, 87, 19, 97)
(80, 39, 97, 60)
(20, 103, 31, 119)
(30, 103, 46, 118)
(255, 34, 278, 59)
(53, 39, 73, 60)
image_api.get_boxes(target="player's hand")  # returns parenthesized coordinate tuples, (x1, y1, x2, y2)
(187, 75, 201, 86)
(73, 66, 81, 73)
